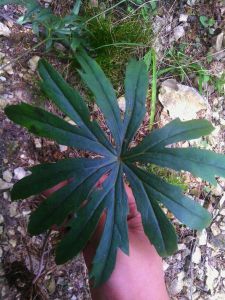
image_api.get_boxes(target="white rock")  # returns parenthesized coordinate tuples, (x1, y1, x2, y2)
(159, 79, 207, 120)
(173, 25, 185, 41)
(59, 145, 68, 152)
(187, 0, 196, 5)
(220, 209, 225, 216)
(0, 178, 13, 191)
(211, 294, 225, 300)
(117, 96, 126, 112)
(163, 260, 169, 271)
(215, 32, 224, 52)
(34, 138, 42, 149)
(0, 215, 4, 224)
(220, 269, 225, 278)
(1, 58, 13, 75)
(198, 229, 208, 246)
(28, 56, 40, 72)
(192, 246, 201, 264)
(14, 167, 27, 180)
(9, 202, 18, 218)
(0, 22, 11, 37)
(178, 243, 187, 250)
(2, 170, 12, 183)
(9, 239, 16, 247)
(179, 14, 189, 22)
(0, 76, 6, 82)
(169, 271, 185, 296)
(206, 262, 219, 291)
(211, 223, 221, 236)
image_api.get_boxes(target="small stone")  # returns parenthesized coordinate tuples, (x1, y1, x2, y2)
(192, 246, 201, 264)
(9, 202, 18, 218)
(0, 178, 13, 191)
(2, 170, 12, 183)
(179, 14, 189, 23)
(198, 229, 207, 246)
(220, 269, 225, 278)
(47, 278, 56, 294)
(173, 26, 185, 41)
(0, 76, 6, 81)
(117, 96, 126, 112)
(178, 243, 187, 250)
(215, 32, 224, 52)
(28, 56, 40, 72)
(206, 262, 219, 291)
(169, 271, 185, 296)
(64, 116, 76, 125)
(71, 296, 77, 300)
(211, 223, 221, 236)
(14, 167, 27, 180)
(2, 59, 14, 75)
(9, 239, 17, 247)
(0, 22, 11, 37)
(187, 0, 196, 5)
(34, 138, 42, 149)
(220, 209, 225, 216)
(159, 80, 207, 120)
(163, 261, 169, 271)
(0, 215, 3, 224)
(59, 145, 68, 152)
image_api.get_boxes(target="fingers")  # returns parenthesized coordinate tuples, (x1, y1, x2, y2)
(125, 184, 143, 231)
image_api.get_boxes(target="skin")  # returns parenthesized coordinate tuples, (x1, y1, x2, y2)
(44, 180, 169, 300)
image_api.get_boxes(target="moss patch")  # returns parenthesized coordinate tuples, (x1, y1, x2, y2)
(86, 14, 152, 92)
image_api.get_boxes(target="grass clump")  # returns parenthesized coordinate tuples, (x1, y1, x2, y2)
(86, 15, 152, 91)
(147, 164, 188, 192)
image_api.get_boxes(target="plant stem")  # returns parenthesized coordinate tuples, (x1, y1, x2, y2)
(149, 48, 157, 130)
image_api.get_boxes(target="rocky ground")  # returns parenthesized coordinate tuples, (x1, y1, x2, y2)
(0, 0, 225, 299)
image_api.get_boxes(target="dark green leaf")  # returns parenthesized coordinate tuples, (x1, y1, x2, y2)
(90, 165, 129, 286)
(126, 118, 214, 156)
(76, 49, 123, 148)
(122, 59, 148, 152)
(5, 103, 110, 156)
(28, 162, 114, 235)
(124, 164, 177, 256)
(38, 59, 115, 154)
(56, 165, 120, 264)
(127, 164, 211, 230)
(130, 148, 225, 185)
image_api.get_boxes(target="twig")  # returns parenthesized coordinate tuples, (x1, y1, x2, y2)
(32, 230, 51, 284)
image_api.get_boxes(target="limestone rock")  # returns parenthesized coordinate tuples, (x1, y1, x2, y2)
(192, 246, 201, 264)
(159, 79, 207, 120)
(28, 56, 40, 72)
(0, 22, 11, 37)
(14, 167, 27, 180)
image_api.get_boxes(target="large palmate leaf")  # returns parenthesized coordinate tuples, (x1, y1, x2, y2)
(5, 50, 225, 286)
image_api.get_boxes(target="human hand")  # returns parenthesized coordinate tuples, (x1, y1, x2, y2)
(83, 181, 169, 300)
(43, 179, 169, 300)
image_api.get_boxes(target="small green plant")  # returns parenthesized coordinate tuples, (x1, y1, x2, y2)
(199, 16, 215, 34)
(0, 0, 86, 51)
(5, 51, 225, 286)
(159, 46, 224, 95)
(127, 0, 157, 21)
